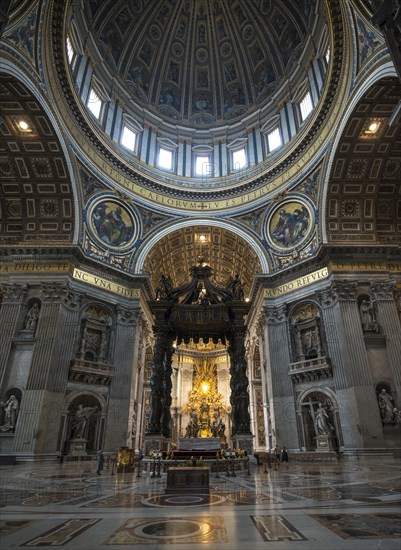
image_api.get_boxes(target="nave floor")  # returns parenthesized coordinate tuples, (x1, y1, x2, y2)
(1, 456, 400, 550)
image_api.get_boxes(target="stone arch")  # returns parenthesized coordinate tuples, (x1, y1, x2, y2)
(134, 218, 269, 277)
(296, 388, 340, 452)
(62, 391, 106, 455)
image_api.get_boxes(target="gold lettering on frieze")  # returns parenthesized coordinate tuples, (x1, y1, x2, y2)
(264, 267, 329, 298)
(0, 262, 70, 273)
(330, 261, 401, 272)
(72, 268, 140, 298)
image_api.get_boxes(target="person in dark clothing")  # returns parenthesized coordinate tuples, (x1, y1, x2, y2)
(281, 446, 289, 468)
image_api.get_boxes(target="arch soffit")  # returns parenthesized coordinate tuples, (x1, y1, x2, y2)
(296, 387, 339, 410)
(0, 60, 81, 244)
(321, 62, 399, 243)
(63, 390, 107, 413)
(134, 218, 270, 275)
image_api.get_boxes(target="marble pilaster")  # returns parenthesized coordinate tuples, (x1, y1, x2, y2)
(334, 281, 384, 449)
(0, 284, 27, 388)
(38, 287, 83, 454)
(371, 282, 401, 390)
(13, 284, 63, 454)
(317, 285, 365, 449)
(103, 305, 139, 452)
(265, 305, 298, 449)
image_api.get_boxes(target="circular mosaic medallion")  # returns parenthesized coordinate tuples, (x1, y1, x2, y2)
(89, 199, 137, 250)
(267, 199, 313, 250)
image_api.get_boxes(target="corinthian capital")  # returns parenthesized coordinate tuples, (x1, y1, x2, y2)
(335, 281, 357, 301)
(264, 304, 287, 324)
(41, 283, 63, 302)
(1, 283, 27, 303)
(317, 285, 338, 308)
(116, 305, 140, 325)
(62, 286, 83, 310)
(371, 281, 395, 301)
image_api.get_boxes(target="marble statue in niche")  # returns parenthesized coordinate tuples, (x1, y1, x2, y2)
(71, 403, 98, 439)
(359, 296, 379, 333)
(24, 303, 40, 332)
(314, 402, 334, 435)
(0, 394, 20, 432)
(377, 388, 395, 423)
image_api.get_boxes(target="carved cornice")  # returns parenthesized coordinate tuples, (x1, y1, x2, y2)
(69, 358, 114, 386)
(289, 356, 333, 384)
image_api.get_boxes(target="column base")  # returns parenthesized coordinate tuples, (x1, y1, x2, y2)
(232, 433, 253, 458)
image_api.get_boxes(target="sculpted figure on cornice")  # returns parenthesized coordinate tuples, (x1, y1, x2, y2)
(1, 283, 27, 303)
(370, 281, 395, 301)
(335, 281, 357, 301)
(256, 311, 266, 340)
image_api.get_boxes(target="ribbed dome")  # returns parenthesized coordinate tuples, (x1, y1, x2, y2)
(85, 0, 323, 127)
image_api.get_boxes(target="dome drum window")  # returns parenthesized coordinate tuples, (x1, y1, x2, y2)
(65, 1, 330, 186)
(119, 116, 143, 156)
(156, 138, 178, 171)
(261, 116, 282, 154)
(299, 91, 314, 123)
(267, 127, 282, 153)
(193, 145, 214, 178)
(227, 138, 248, 172)
(86, 78, 110, 122)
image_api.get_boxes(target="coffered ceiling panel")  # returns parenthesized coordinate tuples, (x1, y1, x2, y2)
(0, 74, 75, 244)
(142, 226, 261, 297)
(326, 77, 401, 245)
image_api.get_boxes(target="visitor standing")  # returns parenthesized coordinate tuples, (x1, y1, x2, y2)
(274, 445, 281, 466)
(281, 446, 289, 468)
(96, 449, 104, 475)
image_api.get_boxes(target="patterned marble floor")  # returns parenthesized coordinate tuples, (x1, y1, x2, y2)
(1, 456, 400, 549)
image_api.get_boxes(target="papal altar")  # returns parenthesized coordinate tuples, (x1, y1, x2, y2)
(178, 437, 220, 451)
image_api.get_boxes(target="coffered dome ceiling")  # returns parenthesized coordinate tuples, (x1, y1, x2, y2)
(84, 0, 323, 127)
